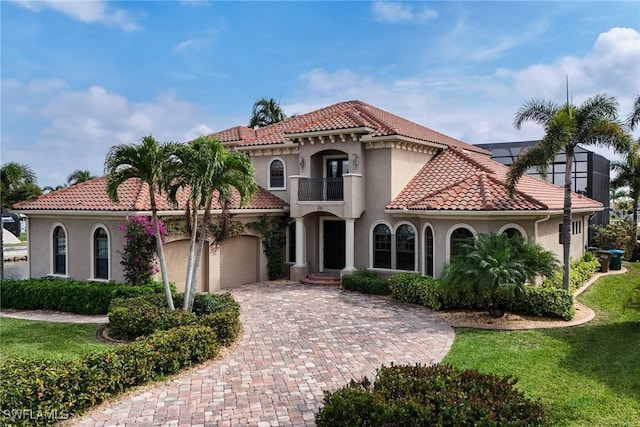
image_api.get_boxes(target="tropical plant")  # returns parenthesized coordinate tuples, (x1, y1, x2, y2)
(611, 142, 640, 224)
(67, 169, 96, 186)
(118, 216, 168, 285)
(167, 136, 257, 312)
(104, 136, 182, 310)
(507, 94, 631, 291)
(248, 97, 287, 128)
(627, 94, 640, 131)
(246, 215, 288, 280)
(441, 232, 560, 317)
(0, 162, 41, 208)
(43, 183, 68, 193)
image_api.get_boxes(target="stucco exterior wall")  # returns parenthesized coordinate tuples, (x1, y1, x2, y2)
(251, 153, 299, 204)
(390, 148, 434, 199)
(27, 215, 126, 282)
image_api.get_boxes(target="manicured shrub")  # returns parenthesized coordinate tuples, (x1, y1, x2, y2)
(316, 364, 545, 426)
(542, 252, 599, 292)
(341, 271, 390, 295)
(0, 278, 167, 315)
(388, 273, 442, 310)
(593, 222, 638, 261)
(512, 287, 575, 320)
(108, 292, 240, 341)
(0, 326, 219, 427)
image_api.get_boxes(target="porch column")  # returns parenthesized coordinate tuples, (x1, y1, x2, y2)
(343, 218, 357, 274)
(295, 217, 305, 267)
(290, 217, 309, 282)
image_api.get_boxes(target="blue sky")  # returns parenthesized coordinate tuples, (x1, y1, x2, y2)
(2, 1, 639, 188)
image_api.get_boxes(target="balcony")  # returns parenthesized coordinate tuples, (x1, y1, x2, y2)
(290, 173, 364, 219)
(298, 178, 343, 201)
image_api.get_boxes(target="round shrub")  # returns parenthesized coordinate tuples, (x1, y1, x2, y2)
(316, 364, 545, 427)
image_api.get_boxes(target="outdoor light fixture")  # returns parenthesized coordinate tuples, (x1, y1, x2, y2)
(299, 156, 305, 169)
(352, 153, 359, 170)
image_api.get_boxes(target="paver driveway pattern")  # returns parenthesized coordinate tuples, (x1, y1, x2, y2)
(75, 283, 455, 426)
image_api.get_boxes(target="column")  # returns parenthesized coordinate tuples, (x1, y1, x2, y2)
(343, 218, 356, 272)
(294, 217, 305, 267)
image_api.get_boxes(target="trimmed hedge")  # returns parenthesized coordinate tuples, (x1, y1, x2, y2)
(0, 278, 171, 315)
(542, 252, 600, 292)
(108, 292, 241, 342)
(341, 271, 390, 295)
(316, 363, 545, 426)
(388, 273, 442, 309)
(512, 287, 575, 320)
(0, 326, 219, 426)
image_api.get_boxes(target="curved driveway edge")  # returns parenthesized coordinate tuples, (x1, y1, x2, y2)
(75, 283, 455, 426)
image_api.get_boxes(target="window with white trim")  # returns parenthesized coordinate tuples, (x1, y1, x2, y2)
(373, 223, 391, 269)
(450, 227, 474, 258)
(396, 224, 416, 271)
(93, 227, 109, 279)
(424, 226, 434, 277)
(53, 225, 66, 275)
(269, 158, 285, 189)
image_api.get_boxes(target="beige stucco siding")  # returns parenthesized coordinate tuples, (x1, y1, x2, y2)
(390, 149, 434, 199)
(251, 153, 299, 204)
(27, 215, 126, 282)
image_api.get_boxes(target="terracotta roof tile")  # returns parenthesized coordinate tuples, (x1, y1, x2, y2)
(13, 177, 288, 212)
(387, 148, 603, 212)
(211, 100, 490, 155)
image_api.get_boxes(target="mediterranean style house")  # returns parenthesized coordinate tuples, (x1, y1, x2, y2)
(14, 100, 602, 292)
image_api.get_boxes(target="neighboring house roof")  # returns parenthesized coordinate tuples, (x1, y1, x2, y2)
(12, 176, 288, 212)
(387, 148, 603, 212)
(211, 100, 491, 155)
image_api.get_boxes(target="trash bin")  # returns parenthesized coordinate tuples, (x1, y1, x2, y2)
(595, 250, 612, 272)
(609, 249, 625, 271)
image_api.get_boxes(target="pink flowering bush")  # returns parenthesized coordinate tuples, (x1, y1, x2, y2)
(118, 216, 167, 285)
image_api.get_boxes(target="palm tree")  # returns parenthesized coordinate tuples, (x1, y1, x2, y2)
(442, 232, 560, 317)
(611, 142, 640, 224)
(627, 95, 640, 131)
(0, 162, 41, 281)
(43, 184, 68, 193)
(248, 97, 287, 129)
(67, 169, 96, 186)
(104, 136, 182, 310)
(507, 94, 630, 291)
(167, 136, 257, 312)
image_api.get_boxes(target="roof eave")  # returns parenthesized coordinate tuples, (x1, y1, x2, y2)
(384, 206, 602, 218)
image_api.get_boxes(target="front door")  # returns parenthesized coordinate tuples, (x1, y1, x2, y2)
(323, 220, 345, 270)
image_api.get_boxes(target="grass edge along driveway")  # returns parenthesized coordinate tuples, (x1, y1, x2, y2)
(443, 262, 640, 426)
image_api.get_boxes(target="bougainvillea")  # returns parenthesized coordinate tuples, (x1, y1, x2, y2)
(118, 216, 167, 285)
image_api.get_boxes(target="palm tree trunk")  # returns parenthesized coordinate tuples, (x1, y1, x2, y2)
(152, 210, 175, 310)
(183, 207, 198, 311)
(187, 197, 213, 312)
(562, 148, 574, 292)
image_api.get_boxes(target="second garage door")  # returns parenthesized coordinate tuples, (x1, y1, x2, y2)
(220, 236, 259, 287)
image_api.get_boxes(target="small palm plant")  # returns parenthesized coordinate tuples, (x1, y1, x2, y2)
(442, 232, 560, 317)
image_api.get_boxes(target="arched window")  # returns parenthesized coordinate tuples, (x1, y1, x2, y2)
(503, 227, 524, 240)
(373, 223, 391, 268)
(396, 224, 415, 271)
(93, 227, 109, 280)
(53, 226, 66, 275)
(269, 158, 285, 189)
(424, 226, 434, 277)
(450, 227, 474, 258)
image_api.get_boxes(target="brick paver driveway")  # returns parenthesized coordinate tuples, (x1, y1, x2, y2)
(76, 283, 455, 426)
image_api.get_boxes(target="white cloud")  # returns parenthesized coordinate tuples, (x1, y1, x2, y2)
(2, 81, 211, 187)
(9, 0, 141, 31)
(371, 1, 437, 23)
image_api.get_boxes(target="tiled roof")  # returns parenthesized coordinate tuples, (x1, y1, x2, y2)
(211, 100, 490, 155)
(12, 176, 288, 212)
(387, 148, 603, 212)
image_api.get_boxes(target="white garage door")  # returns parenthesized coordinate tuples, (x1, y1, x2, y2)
(220, 236, 259, 287)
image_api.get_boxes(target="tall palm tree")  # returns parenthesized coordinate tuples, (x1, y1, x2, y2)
(627, 95, 640, 131)
(507, 94, 630, 291)
(167, 136, 257, 312)
(611, 142, 640, 224)
(248, 97, 287, 129)
(43, 184, 68, 193)
(67, 169, 96, 186)
(104, 136, 182, 310)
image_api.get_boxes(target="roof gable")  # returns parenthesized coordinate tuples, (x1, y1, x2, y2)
(388, 148, 603, 212)
(211, 100, 490, 155)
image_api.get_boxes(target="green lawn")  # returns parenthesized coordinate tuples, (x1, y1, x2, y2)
(0, 318, 108, 361)
(443, 263, 640, 426)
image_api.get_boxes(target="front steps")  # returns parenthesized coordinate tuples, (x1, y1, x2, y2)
(300, 273, 341, 286)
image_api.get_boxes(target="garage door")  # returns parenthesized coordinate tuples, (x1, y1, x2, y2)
(163, 239, 207, 293)
(220, 236, 259, 287)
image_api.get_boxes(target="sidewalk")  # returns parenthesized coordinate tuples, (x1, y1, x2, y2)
(0, 309, 108, 324)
